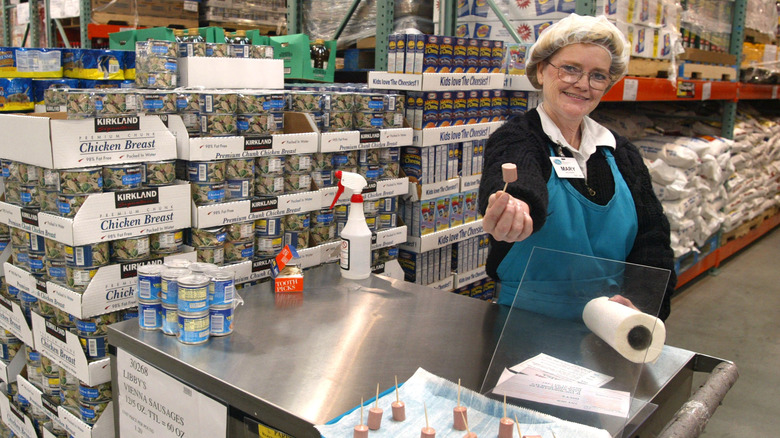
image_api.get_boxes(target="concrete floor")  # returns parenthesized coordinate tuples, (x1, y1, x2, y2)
(664, 227, 780, 437)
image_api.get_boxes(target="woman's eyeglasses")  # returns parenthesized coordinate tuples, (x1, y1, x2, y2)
(546, 61, 611, 90)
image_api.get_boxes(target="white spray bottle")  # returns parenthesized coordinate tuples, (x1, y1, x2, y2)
(330, 170, 372, 280)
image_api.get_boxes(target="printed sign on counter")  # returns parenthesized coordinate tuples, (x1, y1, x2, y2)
(116, 349, 228, 438)
(412, 121, 502, 147)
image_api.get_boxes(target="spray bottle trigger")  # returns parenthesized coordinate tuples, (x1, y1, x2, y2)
(329, 170, 345, 210)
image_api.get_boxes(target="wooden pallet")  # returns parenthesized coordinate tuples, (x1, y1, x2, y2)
(627, 57, 671, 78)
(205, 21, 282, 34)
(679, 61, 737, 81)
(720, 208, 776, 245)
(92, 12, 198, 29)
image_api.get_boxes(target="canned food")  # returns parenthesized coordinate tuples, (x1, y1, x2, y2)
(311, 170, 334, 188)
(196, 246, 224, 265)
(363, 199, 380, 215)
(378, 213, 397, 230)
(94, 91, 137, 115)
(209, 305, 234, 336)
(312, 153, 333, 170)
(136, 40, 177, 57)
(160, 267, 190, 305)
(53, 308, 75, 328)
(354, 93, 391, 112)
(150, 230, 183, 254)
(176, 92, 200, 112)
(284, 154, 313, 173)
(310, 225, 336, 245)
(122, 307, 139, 321)
(284, 213, 310, 231)
(205, 42, 228, 57)
(137, 91, 177, 113)
(384, 111, 404, 128)
(138, 301, 162, 330)
(65, 242, 109, 267)
(237, 113, 284, 135)
(227, 44, 250, 58)
(136, 71, 177, 89)
(66, 91, 95, 115)
(189, 226, 226, 247)
(177, 310, 210, 344)
(365, 214, 377, 232)
(325, 92, 356, 112)
(144, 159, 176, 186)
(353, 112, 385, 130)
(226, 158, 255, 180)
(44, 238, 66, 261)
(5, 162, 39, 184)
(111, 235, 150, 262)
(161, 304, 178, 335)
(226, 179, 253, 200)
(135, 56, 177, 75)
(254, 175, 284, 196)
(224, 239, 253, 263)
(255, 156, 285, 174)
(0, 336, 22, 361)
(38, 299, 57, 319)
(237, 92, 286, 113)
(10, 227, 28, 247)
(187, 160, 226, 183)
(284, 172, 311, 193)
(379, 147, 400, 163)
(102, 163, 144, 191)
(66, 265, 99, 291)
(20, 184, 39, 208)
(57, 193, 90, 218)
(289, 91, 328, 112)
(75, 312, 120, 336)
(38, 187, 59, 214)
(382, 162, 400, 179)
(180, 111, 201, 134)
(323, 111, 353, 132)
(359, 164, 383, 181)
(177, 274, 209, 312)
(78, 381, 111, 403)
(179, 41, 206, 57)
(79, 400, 109, 425)
(358, 149, 380, 166)
(191, 181, 226, 205)
(28, 233, 45, 254)
(226, 222, 254, 241)
(251, 45, 274, 59)
(42, 375, 61, 397)
(254, 218, 282, 237)
(39, 168, 59, 189)
(331, 152, 358, 169)
(284, 230, 310, 250)
(208, 271, 235, 306)
(58, 167, 103, 194)
(4, 180, 20, 205)
(255, 235, 283, 256)
(200, 92, 237, 113)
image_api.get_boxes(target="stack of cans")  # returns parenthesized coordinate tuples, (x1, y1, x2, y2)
(283, 213, 310, 251)
(65, 241, 109, 292)
(237, 91, 286, 136)
(188, 159, 227, 206)
(254, 155, 285, 196)
(225, 158, 255, 201)
(199, 91, 237, 136)
(284, 154, 312, 194)
(188, 226, 227, 265)
(254, 217, 283, 258)
(135, 40, 178, 89)
(224, 221, 255, 265)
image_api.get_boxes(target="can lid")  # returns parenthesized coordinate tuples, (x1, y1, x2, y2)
(188, 262, 219, 273)
(137, 264, 165, 275)
(161, 267, 191, 278)
(207, 270, 235, 281)
(177, 273, 210, 287)
(163, 259, 191, 269)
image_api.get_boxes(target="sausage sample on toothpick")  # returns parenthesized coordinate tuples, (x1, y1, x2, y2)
(392, 375, 406, 421)
(367, 383, 384, 430)
(453, 379, 468, 431)
(501, 163, 517, 192)
(420, 402, 435, 438)
(353, 398, 368, 438)
(498, 395, 515, 438)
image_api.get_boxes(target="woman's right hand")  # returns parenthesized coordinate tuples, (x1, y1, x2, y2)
(483, 191, 533, 242)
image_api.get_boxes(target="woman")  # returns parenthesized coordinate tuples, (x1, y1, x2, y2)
(478, 14, 675, 321)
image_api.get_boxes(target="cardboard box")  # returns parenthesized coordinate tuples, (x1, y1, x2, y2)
(178, 57, 284, 89)
(0, 113, 177, 169)
(0, 293, 34, 346)
(270, 34, 337, 82)
(0, 182, 192, 246)
(0, 395, 38, 438)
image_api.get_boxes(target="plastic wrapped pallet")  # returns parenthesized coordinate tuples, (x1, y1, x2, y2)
(745, 0, 779, 39)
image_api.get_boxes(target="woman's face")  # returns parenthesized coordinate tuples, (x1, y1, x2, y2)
(536, 43, 612, 125)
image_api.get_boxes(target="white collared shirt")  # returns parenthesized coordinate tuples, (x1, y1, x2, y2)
(537, 104, 616, 180)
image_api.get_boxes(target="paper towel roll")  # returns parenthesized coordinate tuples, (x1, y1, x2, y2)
(582, 297, 666, 364)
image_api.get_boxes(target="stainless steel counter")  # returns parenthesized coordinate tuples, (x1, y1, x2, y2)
(108, 264, 700, 438)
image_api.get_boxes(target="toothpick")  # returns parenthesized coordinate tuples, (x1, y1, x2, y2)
(395, 375, 399, 404)
(360, 397, 364, 425)
(457, 378, 461, 407)
(503, 394, 507, 419)
(375, 383, 380, 408)
(552, 432, 557, 438)
(461, 411, 471, 434)
(514, 414, 521, 437)
(424, 402, 430, 429)
(503, 181, 509, 192)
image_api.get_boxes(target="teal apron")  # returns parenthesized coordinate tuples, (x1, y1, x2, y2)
(496, 145, 638, 320)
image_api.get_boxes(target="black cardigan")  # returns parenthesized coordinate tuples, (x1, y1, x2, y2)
(478, 109, 675, 320)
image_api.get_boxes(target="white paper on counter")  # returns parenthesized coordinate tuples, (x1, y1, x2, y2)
(510, 353, 614, 387)
(493, 373, 631, 418)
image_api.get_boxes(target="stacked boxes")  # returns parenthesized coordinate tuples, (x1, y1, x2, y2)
(451, 235, 489, 274)
(398, 245, 453, 285)
(404, 90, 508, 128)
(401, 141, 483, 185)
(388, 34, 505, 74)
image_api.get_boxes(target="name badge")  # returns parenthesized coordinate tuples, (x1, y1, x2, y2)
(550, 157, 585, 179)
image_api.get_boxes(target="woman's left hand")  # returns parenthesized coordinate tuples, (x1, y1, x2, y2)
(608, 295, 640, 312)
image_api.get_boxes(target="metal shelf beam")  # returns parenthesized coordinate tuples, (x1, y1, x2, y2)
(1, 0, 12, 46)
